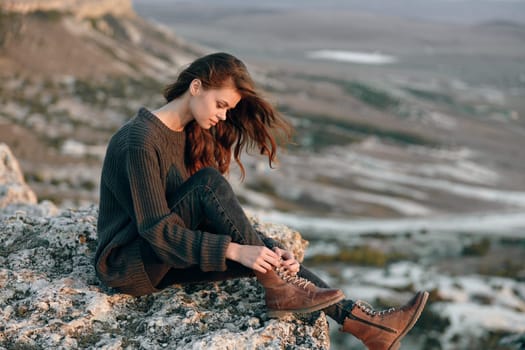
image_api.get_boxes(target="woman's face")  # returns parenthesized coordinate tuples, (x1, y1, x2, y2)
(189, 80, 242, 129)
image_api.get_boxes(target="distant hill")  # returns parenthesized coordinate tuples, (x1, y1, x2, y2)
(0, 0, 202, 78)
(0, 0, 203, 205)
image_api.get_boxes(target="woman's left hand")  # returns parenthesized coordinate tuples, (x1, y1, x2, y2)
(273, 247, 300, 275)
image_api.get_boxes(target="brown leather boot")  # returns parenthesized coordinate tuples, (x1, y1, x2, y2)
(341, 291, 429, 350)
(255, 267, 345, 317)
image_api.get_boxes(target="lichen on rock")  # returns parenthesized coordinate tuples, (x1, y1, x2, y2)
(0, 194, 330, 349)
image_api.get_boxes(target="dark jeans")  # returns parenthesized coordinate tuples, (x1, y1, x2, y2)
(141, 167, 351, 324)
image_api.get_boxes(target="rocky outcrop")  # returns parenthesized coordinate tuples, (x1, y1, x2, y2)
(0, 143, 37, 208)
(0, 143, 57, 217)
(0, 0, 135, 18)
(0, 145, 330, 349)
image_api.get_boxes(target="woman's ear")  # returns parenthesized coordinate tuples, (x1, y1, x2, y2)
(190, 79, 202, 96)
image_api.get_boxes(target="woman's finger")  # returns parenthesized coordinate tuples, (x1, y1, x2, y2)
(281, 259, 295, 267)
(255, 255, 272, 272)
(275, 248, 294, 262)
(253, 264, 267, 273)
(269, 248, 281, 260)
(273, 247, 283, 257)
(264, 252, 280, 267)
(260, 260, 274, 272)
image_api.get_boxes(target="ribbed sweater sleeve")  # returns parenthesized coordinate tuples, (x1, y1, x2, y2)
(126, 133, 231, 272)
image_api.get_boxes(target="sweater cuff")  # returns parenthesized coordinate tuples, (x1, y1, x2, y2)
(199, 233, 232, 272)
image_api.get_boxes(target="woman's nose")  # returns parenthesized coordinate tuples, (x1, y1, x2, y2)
(217, 113, 227, 121)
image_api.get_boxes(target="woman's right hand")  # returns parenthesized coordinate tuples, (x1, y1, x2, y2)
(225, 242, 280, 273)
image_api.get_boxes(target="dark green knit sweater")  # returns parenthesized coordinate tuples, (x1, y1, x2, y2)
(94, 107, 232, 296)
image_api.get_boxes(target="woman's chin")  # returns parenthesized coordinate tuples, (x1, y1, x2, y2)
(196, 121, 213, 129)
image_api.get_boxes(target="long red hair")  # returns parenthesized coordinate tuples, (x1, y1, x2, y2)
(163, 52, 292, 178)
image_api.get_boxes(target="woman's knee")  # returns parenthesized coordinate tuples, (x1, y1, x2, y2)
(192, 167, 229, 188)
(182, 167, 236, 206)
(193, 167, 222, 181)
(200, 168, 239, 203)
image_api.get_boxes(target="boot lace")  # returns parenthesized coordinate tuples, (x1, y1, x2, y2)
(355, 300, 396, 317)
(275, 266, 313, 290)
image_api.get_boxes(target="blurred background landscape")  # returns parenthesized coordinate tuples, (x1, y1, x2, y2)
(1, 0, 524, 348)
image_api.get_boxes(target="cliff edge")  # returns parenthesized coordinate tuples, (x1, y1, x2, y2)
(0, 144, 331, 349)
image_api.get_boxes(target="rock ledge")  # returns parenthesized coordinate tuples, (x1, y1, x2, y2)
(0, 144, 330, 349)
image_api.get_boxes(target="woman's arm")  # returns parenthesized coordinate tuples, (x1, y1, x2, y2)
(127, 145, 231, 272)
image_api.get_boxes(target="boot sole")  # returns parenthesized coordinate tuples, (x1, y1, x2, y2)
(267, 292, 345, 318)
(388, 291, 429, 350)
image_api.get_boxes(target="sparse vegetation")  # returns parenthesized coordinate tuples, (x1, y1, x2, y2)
(74, 76, 161, 105)
(404, 86, 516, 120)
(80, 180, 97, 191)
(360, 232, 393, 240)
(294, 74, 401, 111)
(26, 171, 46, 183)
(39, 194, 63, 205)
(462, 237, 491, 256)
(343, 81, 401, 111)
(427, 288, 450, 302)
(102, 14, 130, 40)
(246, 178, 277, 195)
(404, 87, 455, 105)
(499, 237, 525, 247)
(484, 330, 522, 350)
(306, 245, 410, 267)
(31, 10, 67, 21)
(0, 9, 22, 46)
(280, 105, 437, 150)
(413, 307, 451, 334)
(480, 259, 524, 279)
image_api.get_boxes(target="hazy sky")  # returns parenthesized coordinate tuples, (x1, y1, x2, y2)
(132, 0, 525, 24)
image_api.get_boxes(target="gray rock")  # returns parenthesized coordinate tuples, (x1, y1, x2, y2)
(0, 143, 330, 349)
(0, 144, 59, 217)
(0, 143, 37, 209)
(0, 205, 330, 349)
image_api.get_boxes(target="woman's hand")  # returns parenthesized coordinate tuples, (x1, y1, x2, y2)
(225, 242, 281, 273)
(273, 247, 300, 275)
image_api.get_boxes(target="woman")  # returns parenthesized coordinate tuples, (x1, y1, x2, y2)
(95, 52, 428, 350)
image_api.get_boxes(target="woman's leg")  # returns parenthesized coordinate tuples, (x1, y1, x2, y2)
(167, 167, 265, 246)
(297, 266, 354, 324)
(162, 167, 429, 348)
(148, 167, 349, 320)
(141, 167, 263, 286)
